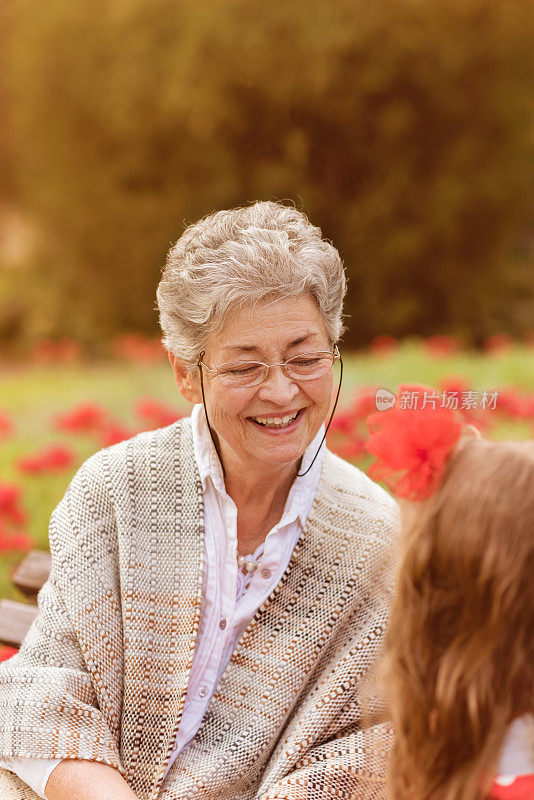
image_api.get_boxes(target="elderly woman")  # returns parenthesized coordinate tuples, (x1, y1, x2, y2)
(0, 201, 397, 800)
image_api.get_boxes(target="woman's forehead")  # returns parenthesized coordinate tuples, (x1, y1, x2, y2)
(211, 295, 329, 356)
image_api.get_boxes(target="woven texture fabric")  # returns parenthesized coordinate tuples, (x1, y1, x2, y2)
(0, 418, 398, 800)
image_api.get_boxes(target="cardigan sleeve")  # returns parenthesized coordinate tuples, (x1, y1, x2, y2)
(0, 455, 126, 778)
(255, 722, 393, 800)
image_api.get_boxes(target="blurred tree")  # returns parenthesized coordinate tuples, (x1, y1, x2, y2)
(3, 0, 534, 348)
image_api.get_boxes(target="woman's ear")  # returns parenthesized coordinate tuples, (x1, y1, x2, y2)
(168, 353, 202, 404)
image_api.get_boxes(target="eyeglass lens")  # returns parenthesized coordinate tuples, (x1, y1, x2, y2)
(217, 352, 336, 387)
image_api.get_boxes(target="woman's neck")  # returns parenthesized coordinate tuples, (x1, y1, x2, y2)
(224, 463, 298, 555)
(224, 462, 296, 516)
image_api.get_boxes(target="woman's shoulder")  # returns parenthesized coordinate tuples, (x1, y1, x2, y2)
(48, 417, 199, 555)
(98, 415, 192, 459)
(60, 417, 196, 512)
(77, 416, 193, 476)
(317, 449, 400, 547)
(321, 449, 399, 517)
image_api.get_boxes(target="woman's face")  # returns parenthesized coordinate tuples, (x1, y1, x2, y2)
(180, 294, 336, 479)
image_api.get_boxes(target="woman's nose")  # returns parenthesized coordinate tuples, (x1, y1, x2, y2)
(257, 365, 299, 404)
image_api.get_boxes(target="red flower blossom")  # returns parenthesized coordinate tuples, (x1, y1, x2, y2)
(438, 375, 471, 396)
(0, 515, 32, 552)
(329, 391, 377, 433)
(111, 334, 166, 364)
(0, 484, 32, 552)
(484, 333, 514, 354)
(31, 338, 82, 364)
(0, 646, 18, 662)
(438, 376, 492, 431)
(350, 388, 379, 423)
(328, 409, 357, 436)
(328, 435, 366, 462)
(365, 384, 463, 500)
(369, 335, 398, 357)
(0, 527, 33, 552)
(0, 410, 14, 438)
(54, 402, 110, 434)
(98, 424, 135, 447)
(327, 389, 378, 459)
(424, 335, 461, 358)
(134, 398, 184, 429)
(0, 483, 27, 526)
(17, 444, 76, 474)
(495, 388, 534, 421)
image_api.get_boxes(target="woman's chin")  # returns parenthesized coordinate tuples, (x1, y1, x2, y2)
(252, 439, 313, 472)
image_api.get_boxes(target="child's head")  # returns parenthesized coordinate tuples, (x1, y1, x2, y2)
(383, 436, 534, 800)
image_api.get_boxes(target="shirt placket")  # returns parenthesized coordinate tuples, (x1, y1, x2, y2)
(191, 489, 237, 707)
(167, 485, 237, 760)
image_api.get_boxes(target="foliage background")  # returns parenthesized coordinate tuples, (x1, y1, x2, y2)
(1, 0, 534, 351)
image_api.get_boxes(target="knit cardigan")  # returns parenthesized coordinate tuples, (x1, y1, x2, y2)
(0, 418, 398, 800)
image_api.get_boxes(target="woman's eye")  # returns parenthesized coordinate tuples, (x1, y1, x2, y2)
(223, 364, 261, 376)
(292, 358, 321, 367)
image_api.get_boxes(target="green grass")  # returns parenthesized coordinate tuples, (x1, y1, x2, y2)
(1, 343, 533, 601)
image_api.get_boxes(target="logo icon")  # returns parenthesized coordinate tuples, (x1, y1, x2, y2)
(375, 388, 395, 411)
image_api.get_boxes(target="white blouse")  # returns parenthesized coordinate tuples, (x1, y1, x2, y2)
(0, 405, 325, 798)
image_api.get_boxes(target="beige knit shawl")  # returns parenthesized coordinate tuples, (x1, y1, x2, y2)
(0, 418, 398, 800)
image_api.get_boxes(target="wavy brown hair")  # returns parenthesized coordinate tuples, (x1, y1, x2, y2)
(382, 437, 534, 800)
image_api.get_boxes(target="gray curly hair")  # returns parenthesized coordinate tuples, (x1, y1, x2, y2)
(156, 201, 346, 368)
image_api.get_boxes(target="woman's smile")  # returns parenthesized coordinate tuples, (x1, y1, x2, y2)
(247, 407, 305, 432)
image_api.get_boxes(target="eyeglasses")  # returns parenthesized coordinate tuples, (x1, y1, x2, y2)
(198, 345, 340, 389)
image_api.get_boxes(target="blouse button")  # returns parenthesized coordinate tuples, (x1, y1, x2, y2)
(219, 619, 227, 630)
(198, 685, 209, 698)
(261, 568, 272, 579)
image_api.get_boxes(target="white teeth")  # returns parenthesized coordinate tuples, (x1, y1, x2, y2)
(252, 411, 300, 428)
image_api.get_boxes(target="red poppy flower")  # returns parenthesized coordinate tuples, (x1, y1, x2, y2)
(0, 646, 18, 662)
(328, 435, 366, 462)
(111, 334, 166, 364)
(0, 485, 32, 552)
(484, 333, 514, 354)
(495, 389, 534, 421)
(350, 388, 379, 423)
(369, 335, 398, 357)
(98, 424, 135, 447)
(0, 483, 27, 526)
(134, 398, 184, 429)
(0, 411, 14, 438)
(424, 335, 461, 358)
(0, 515, 32, 552)
(438, 376, 494, 431)
(0, 529, 33, 552)
(328, 409, 358, 436)
(31, 338, 82, 364)
(365, 384, 463, 500)
(54, 402, 110, 434)
(17, 445, 76, 474)
(438, 375, 471, 396)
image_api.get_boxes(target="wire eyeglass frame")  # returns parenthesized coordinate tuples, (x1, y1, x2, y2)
(198, 345, 340, 389)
